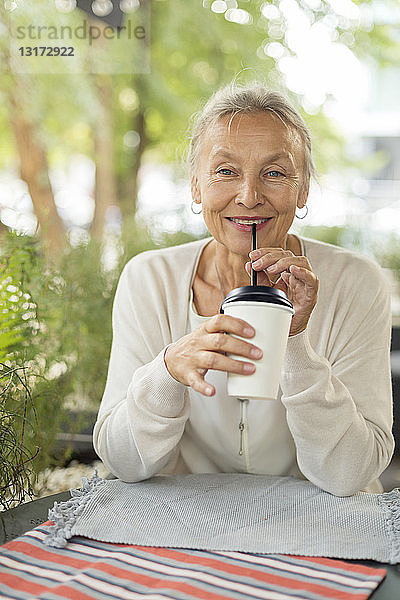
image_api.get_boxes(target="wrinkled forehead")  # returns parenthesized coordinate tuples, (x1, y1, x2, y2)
(200, 111, 304, 166)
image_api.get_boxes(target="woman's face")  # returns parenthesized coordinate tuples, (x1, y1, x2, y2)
(191, 111, 309, 256)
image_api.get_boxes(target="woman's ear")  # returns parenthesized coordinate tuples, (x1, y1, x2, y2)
(191, 175, 201, 204)
(298, 177, 310, 210)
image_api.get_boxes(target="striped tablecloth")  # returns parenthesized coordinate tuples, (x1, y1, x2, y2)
(0, 521, 386, 600)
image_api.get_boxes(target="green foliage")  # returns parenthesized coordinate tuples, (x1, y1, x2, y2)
(299, 224, 379, 258)
(0, 238, 43, 507)
(0, 363, 38, 510)
(0, 236, 39, 364)
(371, 233, 400, 273)
(0, 233, 89, 498)
(0, 234, 38, 508)
(0, 223, 202, 499)
(120, 216, 205, 268)
(1, 0, 399, 203)
(299, 225, 348, 247)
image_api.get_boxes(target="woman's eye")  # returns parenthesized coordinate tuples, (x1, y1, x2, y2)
(217, 168, 234, 176)
(267, 170, 284, 178)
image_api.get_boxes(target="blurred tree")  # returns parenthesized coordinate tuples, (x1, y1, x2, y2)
(116, 0, 275, 223)
(0, 0, 399, 248)
(91, 74, 118, 241)
(0, 3, 81, 259)
(0, 4, 66, 259)
(114, 0, 400, 235)
(8, 75, 67, 259)
(89, 17, 118, 241)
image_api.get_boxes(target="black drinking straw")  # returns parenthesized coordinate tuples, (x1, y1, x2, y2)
(251, 223, 257, 286)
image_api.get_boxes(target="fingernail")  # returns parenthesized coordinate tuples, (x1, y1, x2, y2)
(251, 348, 263, 358)
(243, 363, 256, 372)
(267, 264, 277, 272)
(250, 249, 261, 258)
(205, 386, 213, 395)
(252, 259, 262, 268)
(244, 327, 255, 336)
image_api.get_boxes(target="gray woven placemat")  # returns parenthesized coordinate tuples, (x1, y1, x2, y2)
(44, 472, 400, 563)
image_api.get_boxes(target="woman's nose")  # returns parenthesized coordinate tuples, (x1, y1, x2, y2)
(234, 180, 264, 208)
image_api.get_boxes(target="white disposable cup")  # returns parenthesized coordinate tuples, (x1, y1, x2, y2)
(224, 300, 294, 401)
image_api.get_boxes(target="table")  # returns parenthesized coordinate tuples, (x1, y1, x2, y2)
(1, 493, 400, 599)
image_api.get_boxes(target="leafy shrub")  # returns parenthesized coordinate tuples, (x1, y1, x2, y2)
(0, 363, 37, 510)
(0, 222, 202, 504)
(0, 236, 43, 508)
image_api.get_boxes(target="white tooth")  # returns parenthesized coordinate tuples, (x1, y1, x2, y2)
(231, 218, 268, 224)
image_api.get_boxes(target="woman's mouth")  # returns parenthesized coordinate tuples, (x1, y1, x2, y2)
(226, 217, 272, 231)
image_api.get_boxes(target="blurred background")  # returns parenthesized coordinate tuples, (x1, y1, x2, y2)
(0, 0, 400, 508)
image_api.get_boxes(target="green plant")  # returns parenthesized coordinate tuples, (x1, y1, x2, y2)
(0, 232, 76, 502)
(299, 225, 348, 247)
(0, 363, 37, 510)
(0, 222, 203, 503)
(372, 233, 400, 273)
(0, 239, 41, 509)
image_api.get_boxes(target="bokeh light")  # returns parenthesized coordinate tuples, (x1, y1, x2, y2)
(211, 1, 226, 14)
(120, 0, 140, 13)
(54, 0, 76, 13)
(225, 8, 252, 25)
(91, 0, 113, 17)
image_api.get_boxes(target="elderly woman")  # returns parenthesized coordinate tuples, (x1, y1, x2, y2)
(93, 83, 394, 496)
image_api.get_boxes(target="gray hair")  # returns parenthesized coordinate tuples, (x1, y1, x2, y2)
(188, 82, 316, 187)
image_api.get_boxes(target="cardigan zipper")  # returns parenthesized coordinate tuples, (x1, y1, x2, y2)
(238, 398, 250, 470)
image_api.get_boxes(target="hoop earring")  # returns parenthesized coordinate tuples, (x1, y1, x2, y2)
(191, 201, 202, 214)
(295, 205, 308, 219)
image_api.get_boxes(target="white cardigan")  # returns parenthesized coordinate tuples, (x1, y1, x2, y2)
(93, 236, 394, 496)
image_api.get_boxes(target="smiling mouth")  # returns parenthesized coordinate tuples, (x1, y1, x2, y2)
(227, 217, 272, 224)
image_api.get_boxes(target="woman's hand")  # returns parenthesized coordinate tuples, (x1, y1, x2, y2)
(245, 248, 319, 337)
(164, 315, 263, 397)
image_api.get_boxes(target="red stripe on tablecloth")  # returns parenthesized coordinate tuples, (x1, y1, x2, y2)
(21, 533, 386, 587)
(80, 560, 246, 600)
(288, 555, 387, 577)
(4, 539, 92, 568)
(212, 551, 384, 587)
(131, 546, 373, 599)
(0, 528, 386, 600)
(29, 527, 388, 579)
(88, 541, 375, 596)
(0, 572, 50, 595)
(37, 583, 103, 600)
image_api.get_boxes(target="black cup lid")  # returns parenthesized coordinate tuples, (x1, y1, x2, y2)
(220, 285, 293, 313)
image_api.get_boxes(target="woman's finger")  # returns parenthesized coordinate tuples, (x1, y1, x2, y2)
(245, 261, 274, 285)
(206, 332, 262, 360)
(250, 249, 295, 271)
(205, 314, 255, 337)
(197, 350, 256, 376)
(289, 264, 318, 286)
(280, 271, 297, 290)
(249, 248, 293, 262)
(265, 256, 311, 276)
(187, 370, 215, 396)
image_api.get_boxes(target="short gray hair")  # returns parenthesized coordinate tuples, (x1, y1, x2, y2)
(188, 82, 316, 186)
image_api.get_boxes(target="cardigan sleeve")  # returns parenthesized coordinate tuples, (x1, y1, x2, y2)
(93, 261, 190, 482)
(280, 259, 394, 496)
